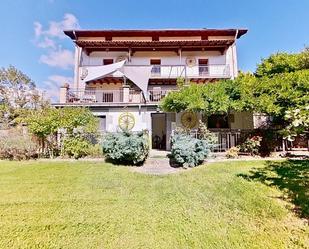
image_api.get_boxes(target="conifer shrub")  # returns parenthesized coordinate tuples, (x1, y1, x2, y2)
(170, 123, 216, 168)
(170, 134, 212, 168)
(102, 131, 149, 165)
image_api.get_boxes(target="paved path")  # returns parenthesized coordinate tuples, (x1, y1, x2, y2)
(131, 158, 184, 175)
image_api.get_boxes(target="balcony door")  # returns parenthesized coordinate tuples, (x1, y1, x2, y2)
(198, 59, 209, 76)
(150, 59, 161, 76)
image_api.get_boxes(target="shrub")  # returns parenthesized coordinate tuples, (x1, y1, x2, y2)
(0, 129, 38, 160)
(239, 136, 262, 156)
(61, 136, 92, 159)
(22, 107, 98, 158)
(87, 144, 103, 158)
(170, 133, 212, 168)
(102, 131, 149, 165)
(226, 146, 240, 158)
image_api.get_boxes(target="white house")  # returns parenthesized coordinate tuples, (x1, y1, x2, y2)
(54, 28, 254, 150)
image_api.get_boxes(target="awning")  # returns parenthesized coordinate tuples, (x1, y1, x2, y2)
(119, 66, 153, 99)
(82, 60, 125, 82)
(82, 61, 152, 98)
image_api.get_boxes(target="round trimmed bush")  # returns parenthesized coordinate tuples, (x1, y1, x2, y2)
(102, 131, 149, 165)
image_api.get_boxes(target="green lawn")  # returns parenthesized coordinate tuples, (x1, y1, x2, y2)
(0, 160, 308, 249)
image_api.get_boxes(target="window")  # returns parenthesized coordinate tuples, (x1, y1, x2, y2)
(198, 59, 209, 76)
(98, 115, 106, 132)
(103, 59, 114, 65)
(150, 59, 161, 75)
(207, 114, 229, 129)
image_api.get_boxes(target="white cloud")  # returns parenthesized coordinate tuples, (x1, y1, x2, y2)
(34, 13, 80, 70)
(42, 75, 73, 101)
(39, 48, 74, 69)
(34, 22, 43, 38)
(37, 37, 56, 49)
(35, 13, 80, 39)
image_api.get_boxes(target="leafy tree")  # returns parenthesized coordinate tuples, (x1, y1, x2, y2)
(0, 65, 42, 108)
(283, 106, 309, 141)
(255, 48, 309, 77)
(298, 47, 309, 69)
(160, 81, 234, 114)
(243, 70, 309, 117)
(22, 107, 98, 157)
(161, 68, 309, 132)
(255, 53, 299, 77)
(0, 66, 49, 127)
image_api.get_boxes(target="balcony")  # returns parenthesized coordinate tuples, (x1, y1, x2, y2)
(147, 64, 231, 79)
(81, 64, 231, 81)
(65, 89, 174, 105)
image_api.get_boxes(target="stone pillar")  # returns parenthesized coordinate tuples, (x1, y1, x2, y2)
(122, 85, 130, 103)
(59, 83, 69, 103)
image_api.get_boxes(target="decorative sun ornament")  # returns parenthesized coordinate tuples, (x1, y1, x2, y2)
(181, 112, 197, 129)
(80, 68, 88, 80)
(185, 57, 197, 68)
(118, 112, 135, 131)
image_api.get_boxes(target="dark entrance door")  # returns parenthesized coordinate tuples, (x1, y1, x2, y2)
(151, 113, 166, 150)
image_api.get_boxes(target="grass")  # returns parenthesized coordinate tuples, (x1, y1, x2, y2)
(0, 160, 308, 249)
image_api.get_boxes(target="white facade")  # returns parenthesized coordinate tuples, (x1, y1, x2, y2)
(58, 28, 250, 150)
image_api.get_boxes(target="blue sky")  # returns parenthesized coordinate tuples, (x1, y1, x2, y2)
(1, 0, 309, 99)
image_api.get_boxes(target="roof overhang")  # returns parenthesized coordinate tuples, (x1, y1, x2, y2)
(64, 28, 248, 40)
(76, 40, 235, 55)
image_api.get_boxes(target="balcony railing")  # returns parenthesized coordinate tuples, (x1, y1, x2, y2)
(67, 89, 143, 104)
(81, 64, 231, 79)
(148, 90, 174, 102)
(147, 64, 230, 78)
(66, 88, 176, 104)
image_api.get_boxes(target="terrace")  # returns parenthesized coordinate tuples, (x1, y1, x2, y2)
(65, 88, 170, 104)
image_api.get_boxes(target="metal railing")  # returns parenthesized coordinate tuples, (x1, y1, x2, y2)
(148, 90, 174, 102)
(211, 131, 241, 152)
(67, 89, 143, 104)
(80, 64, 231, 79)
(140, 64, 230, 78)
(187, 129, 242, 152)
(66, 88, 176, 104)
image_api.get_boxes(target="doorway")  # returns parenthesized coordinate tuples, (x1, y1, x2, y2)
(151, 113, 166, 150)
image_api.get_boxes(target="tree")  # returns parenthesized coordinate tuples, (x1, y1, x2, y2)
(0, 66, 37, 108)
(160, 81, 236, 114)
(245, 70, 309, 121)
(283, 106, 309, 141)
(0, 66, 49, 127)
(255, 52, 299, 77)
(255, 48, 309, 77)
(22, 107, 98, 157)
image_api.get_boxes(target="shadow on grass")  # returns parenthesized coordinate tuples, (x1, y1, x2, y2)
(239, 160, 309, 220)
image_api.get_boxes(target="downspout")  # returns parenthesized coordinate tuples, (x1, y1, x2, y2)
(228, 30, 239, 127)
(231, 29, 238, 79)
(72, 30, 77, 40)
(73, 30, 81, 89)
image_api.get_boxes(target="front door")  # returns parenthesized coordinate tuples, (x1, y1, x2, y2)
(151, 113, 166, 150)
